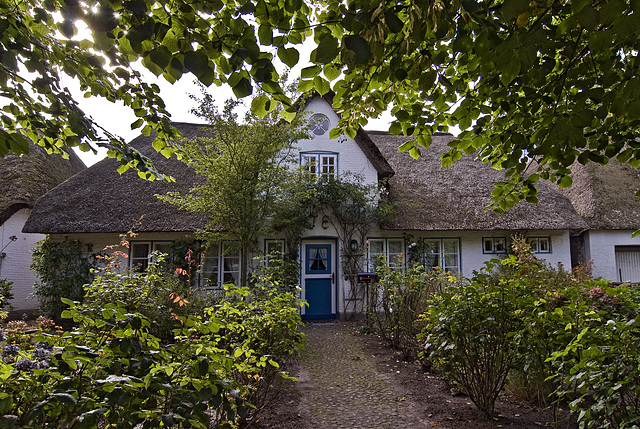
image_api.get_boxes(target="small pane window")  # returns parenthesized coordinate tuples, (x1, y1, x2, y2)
(368, 239, 385, 271)
(302, 154, 317, 175)
(482, 237, 507, 254)
(422, 240, 441, 269)
(222, 244, 240, 285)
(527, 237, 551, 254)
(388, 239, 404, 267)
(265, 239, 285, 266)
(320, 155, 336, 179)
(131, 243, 150, 272)
(201, 246, 220, 290)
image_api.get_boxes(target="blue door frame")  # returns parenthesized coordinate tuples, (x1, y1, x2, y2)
(301, 240, 337, 320)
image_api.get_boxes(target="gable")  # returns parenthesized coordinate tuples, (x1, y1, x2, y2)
(296, 95, 394, 183)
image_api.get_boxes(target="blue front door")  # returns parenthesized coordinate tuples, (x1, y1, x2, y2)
(303, 242, 335, 319)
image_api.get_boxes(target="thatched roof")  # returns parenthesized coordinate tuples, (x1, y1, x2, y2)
(0, 143, 85, 225)
(558, 161, 640, 230)
(369, 131, 588, 231)
(23, 123, 211, 234)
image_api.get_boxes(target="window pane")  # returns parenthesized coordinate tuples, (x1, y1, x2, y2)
(302, 155, 317, 174)
(131, 243, 150, 272)
(309, 248, 328, 271)
(321, 155, 336, 178)
(494, 238, 505, 253)
(222, 245, 240, 285)
(527, 238, 539, 252)
(484, 238, 493, 252)
(368, 239, 384, 270)
(202, 247, 219, 289)
(443, 239, 458, 253)
(539, 238, 550, 252)
(388, 239, 404, 267)
(132, 243, 149, 259)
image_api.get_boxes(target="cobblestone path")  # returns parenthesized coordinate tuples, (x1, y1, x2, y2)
(295, 322, 429, 429)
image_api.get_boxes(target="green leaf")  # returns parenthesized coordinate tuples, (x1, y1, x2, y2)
(277, 47, 299, 68)
(184, 50, 209, 77)
(398, 140, 414, 151)
(301, 65, 321, 79)
(311, 36, 339, 64)
(500, 57, 521, 86)
(384, 11, 404, 33)
(148, 46, 172, 71)
(52, 393, 77, 406)
(251, 94, 270, 118)
(232, 77, 253, 98)
(344, 35, 371, 65)
(313, 76, 331, 95)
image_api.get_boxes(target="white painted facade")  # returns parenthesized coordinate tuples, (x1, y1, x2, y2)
(0, 209, 43, 313)
(297, 98, 379, 186)
(583, 230, 640, 281)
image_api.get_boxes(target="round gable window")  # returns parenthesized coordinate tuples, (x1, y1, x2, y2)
(309, 113, 331, 136)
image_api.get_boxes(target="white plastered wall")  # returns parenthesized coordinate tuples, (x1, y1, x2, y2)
(0, 209, 43, 312)
(297, 98, 379, 187)
(583, 230, 640, 281)
(365, 228, 573, 276)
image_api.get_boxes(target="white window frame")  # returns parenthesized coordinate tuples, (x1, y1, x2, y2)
(482, 237, 507, 254)
(415, 238, 461, 273)
(129, 241, 173, 273)
(366, 237, 405, 271)
(264, 239, 285, 266)
(527, 236, 551, 254)
(199, 243, 242, 290)
(300, 152, 338, 179)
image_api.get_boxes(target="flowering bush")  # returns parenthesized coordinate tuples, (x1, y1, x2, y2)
(0, 248, 304, 428)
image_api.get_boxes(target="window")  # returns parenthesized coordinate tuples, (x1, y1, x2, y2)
(265, 239, 285, 266)
(320, 155, 336, 178)
(308, 113, 331, 136)
(300, 152, 338, 179)
(482, 237, 507, 254)
(129, 241, 173, 272)
(200, 243, 241, 289)
(302, 154, 318, 175)
(527, 237, 551, 254)
(413, 238, 460, 273)
(367, 238, 405, 271)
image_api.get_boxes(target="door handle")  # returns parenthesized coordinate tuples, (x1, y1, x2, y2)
(331, 272, 335, 284)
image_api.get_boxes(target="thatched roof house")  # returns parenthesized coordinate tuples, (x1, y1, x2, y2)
(558, 161, 640, 231)
(369, 132, 588, 231)
(23, 122, 212, 234)
(1, 143, 85, 226)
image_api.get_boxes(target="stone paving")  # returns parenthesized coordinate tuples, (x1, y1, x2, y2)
(295, 322, 429, 429)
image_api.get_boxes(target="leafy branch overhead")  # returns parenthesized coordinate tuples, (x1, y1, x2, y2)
(3, 0, 639, 209)
(305, 0, 640, 211)
(0, 0, 311, 177)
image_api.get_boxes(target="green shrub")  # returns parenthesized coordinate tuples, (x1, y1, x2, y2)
(369, 263, 449, 360)
(206, 284, 305, 425)
(547, 284, 640, 429)
(31, 237, 95, 323)
(83, 251, 215, 341)
(0, 279, 14, 312)
(1, 248, 305, 428)
(420, 263, 528, 417)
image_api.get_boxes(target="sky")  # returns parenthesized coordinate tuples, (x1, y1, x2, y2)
(70, 52, 395, 167)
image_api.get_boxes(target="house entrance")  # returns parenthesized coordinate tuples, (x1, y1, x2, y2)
(301, 240, 337, 319)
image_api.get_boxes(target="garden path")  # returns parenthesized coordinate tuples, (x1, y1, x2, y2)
(277, 322, 431, 429)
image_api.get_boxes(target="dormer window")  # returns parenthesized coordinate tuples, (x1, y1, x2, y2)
(308, 113, 331, 136)
(301, 152, 338, 179)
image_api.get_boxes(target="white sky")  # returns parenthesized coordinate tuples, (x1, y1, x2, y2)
(71, 53, 395, 167)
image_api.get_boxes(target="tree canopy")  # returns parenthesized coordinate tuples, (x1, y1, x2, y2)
(161, 96, 308, 286)
(3, 0, 639, 206)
